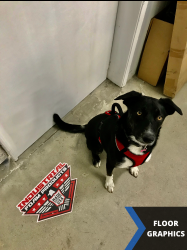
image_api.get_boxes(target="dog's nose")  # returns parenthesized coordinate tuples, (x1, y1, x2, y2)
(142, 133, 155, 144)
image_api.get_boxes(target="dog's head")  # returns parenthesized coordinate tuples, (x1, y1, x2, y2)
(115, 91, 182, 146)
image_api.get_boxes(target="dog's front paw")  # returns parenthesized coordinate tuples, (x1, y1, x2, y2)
(105, 175, 115, 193)
(130, 166, 139, 178)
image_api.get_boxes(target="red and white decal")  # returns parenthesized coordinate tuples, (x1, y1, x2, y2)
(16, 163, 77, 222)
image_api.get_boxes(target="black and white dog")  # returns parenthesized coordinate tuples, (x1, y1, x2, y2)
(53, 91, 182, 193)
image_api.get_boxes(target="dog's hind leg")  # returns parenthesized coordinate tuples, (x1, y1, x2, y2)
(92, 152, 101, 168)
(86, 138, 103, 168)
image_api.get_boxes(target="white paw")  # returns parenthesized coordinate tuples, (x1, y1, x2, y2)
(130, 166, 139, 178)
(105, 175, 115, 193)
(94, 160, 101, 168)
(145, 153, 152, 163)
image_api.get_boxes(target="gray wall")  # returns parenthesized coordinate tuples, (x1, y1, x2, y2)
(0, 1, 118, 160)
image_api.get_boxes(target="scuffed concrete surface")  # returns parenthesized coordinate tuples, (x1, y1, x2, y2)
(0, 77, 187, 250)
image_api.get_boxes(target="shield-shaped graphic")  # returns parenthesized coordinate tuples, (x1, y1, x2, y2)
(17, 163, 77, 222)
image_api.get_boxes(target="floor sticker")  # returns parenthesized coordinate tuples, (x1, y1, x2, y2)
(17, 162, 77, 222)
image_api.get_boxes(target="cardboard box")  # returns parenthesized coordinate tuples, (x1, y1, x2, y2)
(138, 18, 173, 86)
(164, 1, 187, 98)
(138, 1, 187, 98)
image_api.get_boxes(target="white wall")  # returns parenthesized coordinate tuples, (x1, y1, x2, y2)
(107, 1, 169, 87)
(128, 1, 169, 80)
(0, 1, 118, 160)
(107, 1, 143, 86)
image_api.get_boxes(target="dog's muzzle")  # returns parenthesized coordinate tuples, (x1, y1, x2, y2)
(142, 132, 155, 144)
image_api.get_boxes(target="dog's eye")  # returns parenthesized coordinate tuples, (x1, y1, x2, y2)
(157, 116, 162, 121)
(137, 111, 142, 116)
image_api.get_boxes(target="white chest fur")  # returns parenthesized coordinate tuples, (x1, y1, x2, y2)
(117, 157, 133, 169)
(128, 144, 144, 155)
(117, 144, 144, 169)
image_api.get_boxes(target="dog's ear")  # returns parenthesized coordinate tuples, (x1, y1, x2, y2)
(114, 91, 142, 106)
(159, 98, 183, 116)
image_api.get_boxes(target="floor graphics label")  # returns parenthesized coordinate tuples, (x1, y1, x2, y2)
(125, 207, 187, 250)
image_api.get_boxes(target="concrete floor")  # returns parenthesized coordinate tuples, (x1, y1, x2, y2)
(0, 77, 187, 250)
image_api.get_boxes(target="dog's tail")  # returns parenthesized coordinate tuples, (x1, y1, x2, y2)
(53, 114, 86, 133)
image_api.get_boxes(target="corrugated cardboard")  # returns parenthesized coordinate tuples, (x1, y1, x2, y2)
(138, 18, 173, 86)
(164, 1, 187, 98)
